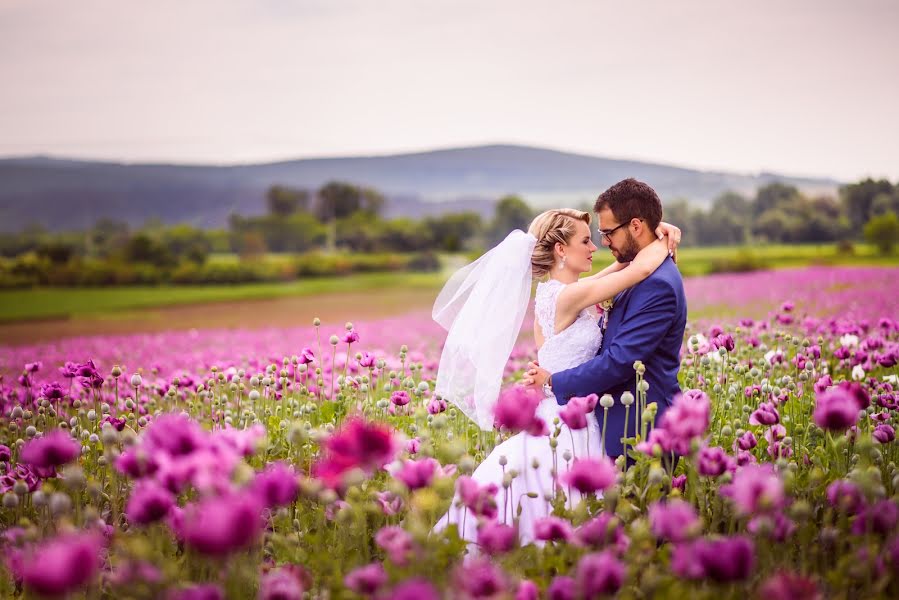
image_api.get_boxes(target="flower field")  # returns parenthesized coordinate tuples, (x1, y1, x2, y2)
(1, 265, 898, 599)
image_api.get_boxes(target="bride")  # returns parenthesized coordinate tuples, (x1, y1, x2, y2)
(431, 208, 678, 546)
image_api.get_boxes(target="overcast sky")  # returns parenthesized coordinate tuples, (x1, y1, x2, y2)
(1, 0, 897, 181)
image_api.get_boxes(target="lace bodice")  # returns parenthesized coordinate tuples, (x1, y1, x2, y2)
(535, 279, 603, 373)
(534, 279, 603, 421)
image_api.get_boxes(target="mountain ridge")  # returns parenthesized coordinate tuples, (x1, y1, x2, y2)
(0, 144, 840, 232)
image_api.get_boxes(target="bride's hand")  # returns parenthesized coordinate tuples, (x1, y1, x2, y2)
(655, 221, 682, 255)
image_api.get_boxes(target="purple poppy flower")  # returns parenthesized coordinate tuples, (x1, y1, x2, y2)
(455, 558, 506, 598)
(814, 387, 861, 431)
(697, 445, 735, 477)
(126, 481, 175, 525)
(749, 402, 780, 426)
(39, 382, 66, 401)
(177, 492, 264, 557)
(534, 516, 575, 543)
(115, 447, 160, 479)
(720, 464, 785, 516)
(671, 474, 687, 492)
(394, 458, 439, 490)
(758, 571, 822, 600)
(837, 381, 871, 410)
(559, 399, 589, 430)
(457, 476, 499, 519)
(852, 499, 899, 535)
(426, 397, 447, 414)
(814, 375, 833, 394)
(635, 427, 674, 456)
(826, 479, 866, 514)
(375, 526, 414, 566)
(166, 584, 224, 600)
(561, 457, 617, 494)
(297, 347, 315, 365)
(258, 565, 305, 600)
(20, 429, 80, 469)
(733, 430, 758, 451)
(357, 351, 376, 368)
(874, 423, 896, 444)
(575, 513, 630, 554)
(0, 444, 10, 463)
(547, 575, 576, 600)
(697, 536, 756, 582)
(659, 389, 710, 453)
(318, 417, 397, 478)
(515, 580, 539, 600)
(252, 462, 299, 509)
(712, 333, 735, 352)
(342, 330, 360, 344)
(390, 579, 439, 600)
(748, 512, 796, 542)
(15, 531, 103, 597)
(390, 390, 411, 406)
(493, 387, 542, 433)
(344, 563, 387, 596)
(649, 499, 700, 543)
(374, 491, 403, 516)
(575, 551, 626, 598)
(477, 521, 518, 555)
(144, 413, 205, 457)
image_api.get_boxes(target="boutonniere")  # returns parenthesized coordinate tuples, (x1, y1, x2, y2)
(597, 298, 615, 331)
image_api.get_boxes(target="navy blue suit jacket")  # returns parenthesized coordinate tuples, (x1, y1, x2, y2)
(552, 257, 686, 458)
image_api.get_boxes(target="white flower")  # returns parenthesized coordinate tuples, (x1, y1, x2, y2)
(884, 375, 898, 385)
(840, 334, 859, 347)
(851, 365, 865, 381)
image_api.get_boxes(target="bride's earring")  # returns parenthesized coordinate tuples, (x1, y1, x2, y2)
(559, 255, 566, 270)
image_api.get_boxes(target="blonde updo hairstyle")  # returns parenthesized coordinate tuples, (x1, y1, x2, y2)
(527, 209, 592, 279)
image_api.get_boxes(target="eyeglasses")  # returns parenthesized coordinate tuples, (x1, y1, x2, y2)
(597, 222, 628, 242)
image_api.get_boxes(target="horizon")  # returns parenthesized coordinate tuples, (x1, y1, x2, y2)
(0, 142, 844, 183)
(1, 0, 897, 182)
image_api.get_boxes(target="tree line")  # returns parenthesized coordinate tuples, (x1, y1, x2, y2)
(1, 177, 897, 276)
(664, 178, 899, 251)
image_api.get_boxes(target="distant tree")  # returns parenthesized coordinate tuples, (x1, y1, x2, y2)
(237, 231, 268, 261)
(840, 178, 895, 232)
(754, 183, 800, 216)
(425, 212, 483, 251)
(661, 199, 698, 246)
(864, 211, 899, 254)
(701, 192, 752, 245)
(870, 191, 899, 217)
(359, 187, 386, 218)
(266, 185, 309, 217)
(161, 224, 213, 264)
(489, 195, 533, 246)
(124, 233, 177, 268)
(797, 195, 847, 242)
(314, 182, 378, 220)
(90, 218, 130, 257)
(752, 208, 802, 243)
(35, 240, 76, 264)
(379, 218, 434, 252)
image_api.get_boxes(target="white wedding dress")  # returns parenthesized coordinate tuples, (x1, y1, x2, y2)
(434, 279, 603, 545)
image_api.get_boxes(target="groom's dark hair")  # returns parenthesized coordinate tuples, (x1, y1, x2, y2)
(594, 178, 663, 230)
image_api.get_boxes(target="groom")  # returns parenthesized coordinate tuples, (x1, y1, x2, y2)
(524, 178, 687, 462)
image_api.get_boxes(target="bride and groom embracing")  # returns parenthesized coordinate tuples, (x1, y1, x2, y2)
(431, 178, 687, 546)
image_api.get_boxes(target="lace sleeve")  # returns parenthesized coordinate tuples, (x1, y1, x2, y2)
(534, 280, 565, 340)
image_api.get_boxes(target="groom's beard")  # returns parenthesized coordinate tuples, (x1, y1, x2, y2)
(612, 232, 641, 263)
